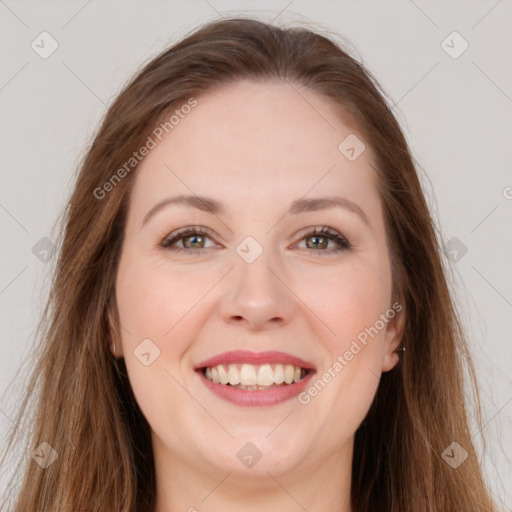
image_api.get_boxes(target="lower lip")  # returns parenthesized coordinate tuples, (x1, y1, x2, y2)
(197, 369, 316, 407)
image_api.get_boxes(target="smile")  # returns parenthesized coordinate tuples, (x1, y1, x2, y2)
(203, 363, 309, 388)
(194, 350, 316, 407)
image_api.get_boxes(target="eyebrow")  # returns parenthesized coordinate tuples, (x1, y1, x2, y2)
(141, 194, 370, 227)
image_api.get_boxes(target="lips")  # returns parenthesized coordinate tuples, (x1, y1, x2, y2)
(194, 350, 316, 407)
(194, 350, 316, 371)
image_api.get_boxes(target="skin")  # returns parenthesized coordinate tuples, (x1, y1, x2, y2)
(112, 79, 404, 512)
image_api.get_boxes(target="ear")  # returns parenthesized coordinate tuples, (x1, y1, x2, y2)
(382, 303, 405, 372)
(108, 302, 124, 359)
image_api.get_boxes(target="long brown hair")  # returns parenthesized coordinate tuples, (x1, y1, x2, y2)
(1, 16, 496, 511)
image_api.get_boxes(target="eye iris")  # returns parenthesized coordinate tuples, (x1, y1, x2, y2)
(183, 234, 205, 249)
(306, 235, 328, 249)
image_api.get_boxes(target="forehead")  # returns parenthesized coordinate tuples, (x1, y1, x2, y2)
(130, 79, 380, 221)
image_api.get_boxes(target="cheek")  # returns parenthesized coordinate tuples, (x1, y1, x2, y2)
(115, 258, 204, 426)
(294, 261, 390, 353)
(294, 264, 388, 429)
(115, 255, 212, 348)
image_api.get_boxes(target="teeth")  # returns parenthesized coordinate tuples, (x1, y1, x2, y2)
(228, 364, 240, 385)
(211, 366, 220, 384)
(284, 364, 294, 384)
(257, 364, 274, 386)
(218, 365, 229, 385)
(202, 363, 308, 387)
(274, 364, 285, 384)
(240, 364, 258, 385)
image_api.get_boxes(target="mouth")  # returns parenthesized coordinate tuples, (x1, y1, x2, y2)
(200, 363, 311, 389)
(194, 350, 316, 407)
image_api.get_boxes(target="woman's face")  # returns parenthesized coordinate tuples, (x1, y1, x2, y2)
(114, 80, 403, 486)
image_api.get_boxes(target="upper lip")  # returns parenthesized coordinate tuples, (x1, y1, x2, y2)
(194, 350, 316, 371)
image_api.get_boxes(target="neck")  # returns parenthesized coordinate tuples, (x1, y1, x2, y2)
(152, 436, 354, 512)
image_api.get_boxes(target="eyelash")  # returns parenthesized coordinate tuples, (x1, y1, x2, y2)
(160, 225, 352, 255)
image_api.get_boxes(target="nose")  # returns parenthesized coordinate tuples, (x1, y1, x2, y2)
(218, 247, 296, 331)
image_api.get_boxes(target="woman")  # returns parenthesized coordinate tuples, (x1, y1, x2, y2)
(1, 16, 497, 511)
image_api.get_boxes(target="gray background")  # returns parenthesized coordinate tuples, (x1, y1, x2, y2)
(1, 0, 511, 508)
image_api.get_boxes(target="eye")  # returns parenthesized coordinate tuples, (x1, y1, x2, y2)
(295, 226, 352, 254)
(161, 225, 352, 255)
(161, 226, 218, 254)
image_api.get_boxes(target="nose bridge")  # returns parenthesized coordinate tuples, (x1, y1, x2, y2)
(219, 234, 294, 329)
